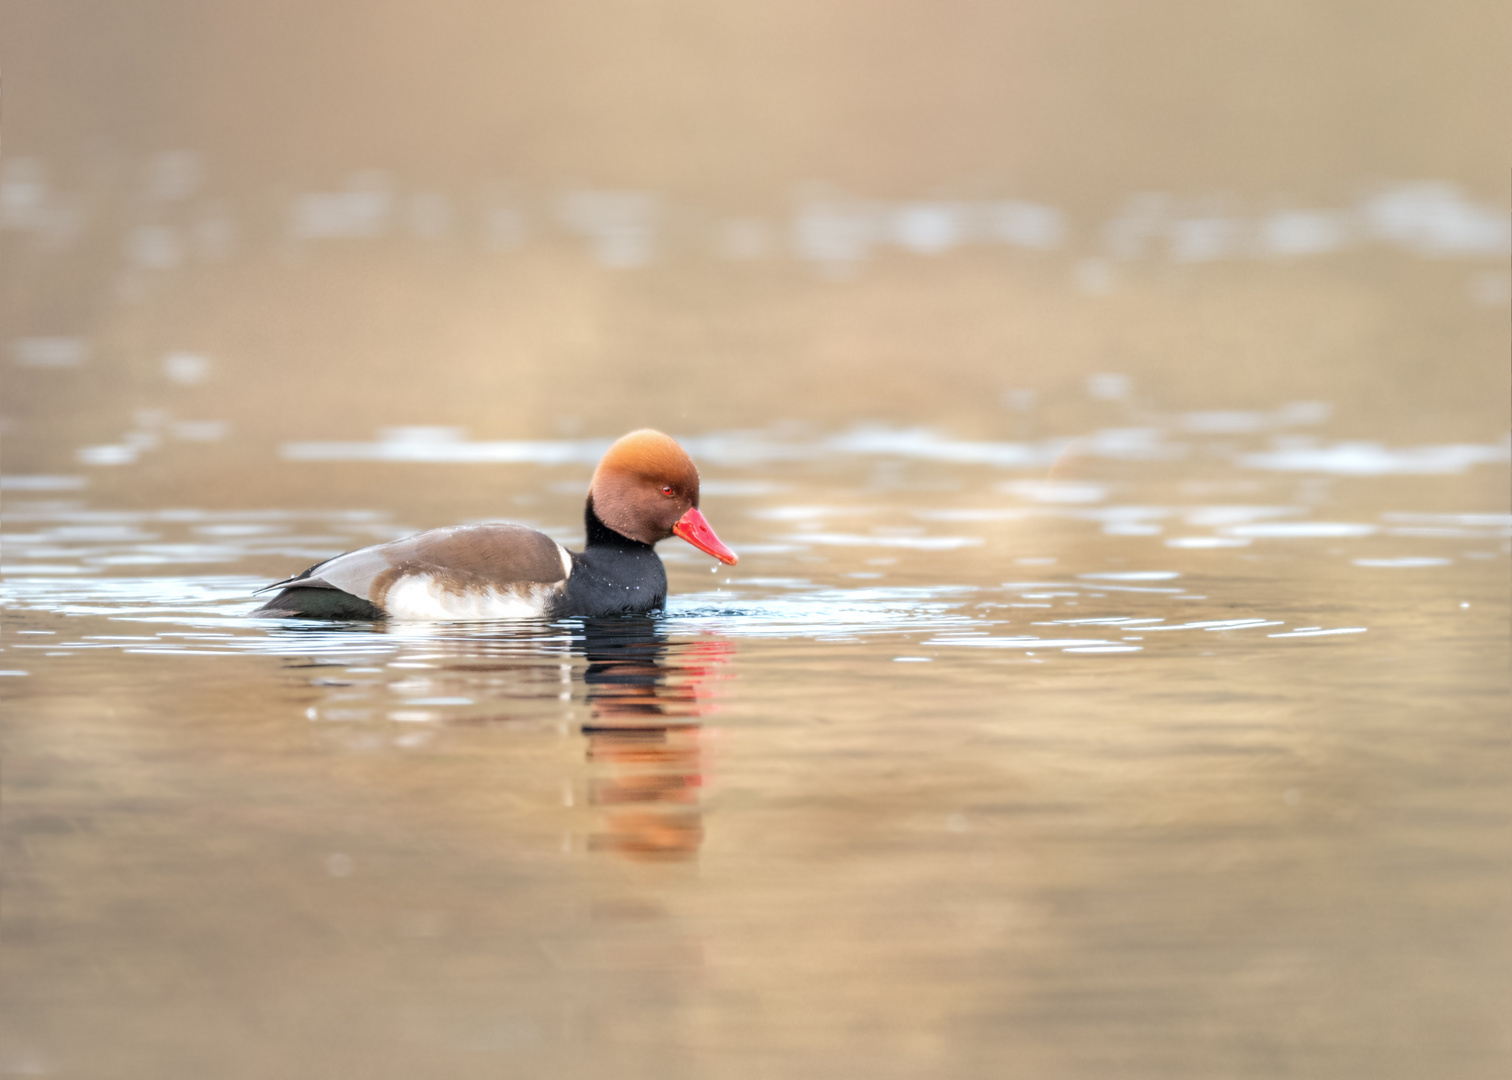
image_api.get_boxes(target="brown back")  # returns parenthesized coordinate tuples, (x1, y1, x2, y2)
(302, 523, 568, 605)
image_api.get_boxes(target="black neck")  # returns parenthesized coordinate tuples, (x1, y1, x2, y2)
(584, 497, 655, 552)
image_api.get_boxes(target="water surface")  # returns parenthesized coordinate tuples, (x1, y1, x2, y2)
(4, 392, 1508, 1078)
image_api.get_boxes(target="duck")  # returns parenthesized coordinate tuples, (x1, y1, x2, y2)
(249, 429, 736, 620)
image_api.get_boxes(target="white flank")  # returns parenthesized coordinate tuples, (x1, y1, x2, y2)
(383, 575, 557, 621)
(557, 543, 574, 579)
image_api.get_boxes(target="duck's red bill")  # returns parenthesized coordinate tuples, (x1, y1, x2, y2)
(673, 507, 738, 565)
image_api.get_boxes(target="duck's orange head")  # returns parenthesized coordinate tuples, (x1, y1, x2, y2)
(589, 430, 737, 564)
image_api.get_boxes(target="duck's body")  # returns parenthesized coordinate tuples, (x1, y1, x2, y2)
(250, 430, 734, 621)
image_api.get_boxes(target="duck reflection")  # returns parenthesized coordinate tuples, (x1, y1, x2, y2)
(576, 618, 731, 861)
(292, 616, 731, 860)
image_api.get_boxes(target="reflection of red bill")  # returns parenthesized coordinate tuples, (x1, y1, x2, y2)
(673, 507, 738, 565)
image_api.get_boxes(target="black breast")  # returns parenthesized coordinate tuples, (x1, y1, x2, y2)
(562, 544, 668, 617)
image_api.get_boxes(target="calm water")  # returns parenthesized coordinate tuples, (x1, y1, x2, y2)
(4, 389, 1509, 1078)
(5, 4, 1512, 1077)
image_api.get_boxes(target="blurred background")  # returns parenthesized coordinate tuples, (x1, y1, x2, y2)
(2, 4, 1510, 1079)
(3, 0, 1508, 500)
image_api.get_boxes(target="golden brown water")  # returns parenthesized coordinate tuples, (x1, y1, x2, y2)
(3, 4, 1510, 1077)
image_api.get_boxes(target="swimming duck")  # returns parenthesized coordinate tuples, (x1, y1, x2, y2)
(250, 429, 736, 620)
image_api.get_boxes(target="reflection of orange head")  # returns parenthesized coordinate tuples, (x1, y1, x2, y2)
(585, 636, 734, 721)
(588, 729, 702, 787)
(587, 727, 706, 861)
(580, 632, 731, 863)
(589, 810, 703, 860)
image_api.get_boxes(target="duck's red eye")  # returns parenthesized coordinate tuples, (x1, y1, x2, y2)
(661, 485, 675, 497)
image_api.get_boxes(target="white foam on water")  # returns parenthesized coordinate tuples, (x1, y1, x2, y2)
(1242, 439, 1510, 476)
(1, 564, 97, 575)
(924, 636, 1118, 650)
(1182, 506, 1299, 527)
(13, 337, 88, 367)
(1353, 557, 1452, 568)
(0, 476, 87, 491)
(282, 436, 612, 465)
(1166, 537, 1252, 548)
(1225, 522, 1377, 538)
(913, 509, 1028, 522)
(1267, 627, 1368, 638)
(276, 424, 1187, 471)
(782, 533, 984, 550)
(1001, 481, 1109, 504)
(1138, 619, 1277, 632)
(666, 585, 982, 639)
(1380, 512, 1512, 533)
(1078, 571, 1181, 581)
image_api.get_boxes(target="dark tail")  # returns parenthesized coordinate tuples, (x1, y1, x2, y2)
(249, 587, 386, 620)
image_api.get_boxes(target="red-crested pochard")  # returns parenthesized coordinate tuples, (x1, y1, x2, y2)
(250, 429, 736, 620)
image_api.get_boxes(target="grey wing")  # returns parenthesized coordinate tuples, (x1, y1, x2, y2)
(251, 546, 396, 597)
(251, 557, 345, 594)
(253, 524, 572, 608)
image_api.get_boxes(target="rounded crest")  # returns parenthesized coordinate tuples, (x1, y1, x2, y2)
(589, 430, 701, 545)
